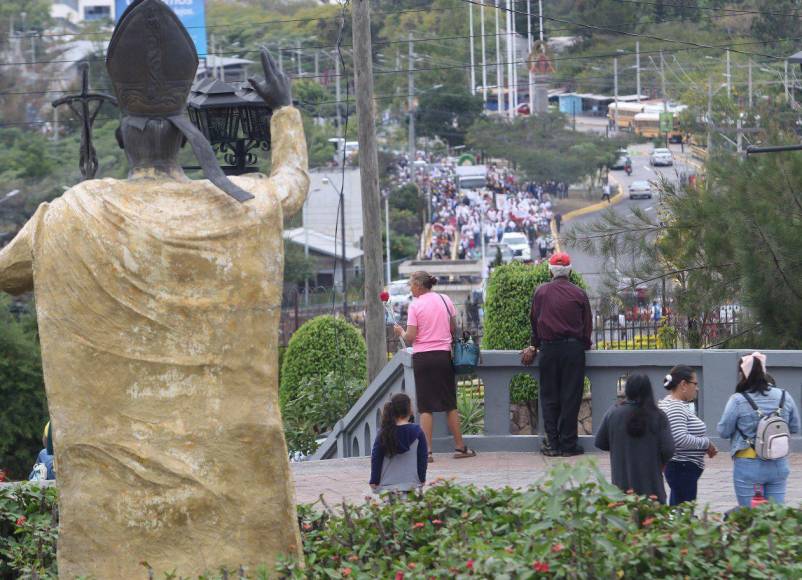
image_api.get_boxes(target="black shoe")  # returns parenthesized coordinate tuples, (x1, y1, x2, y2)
(541, 441, 560, 457)
(561, 447, 585, 457)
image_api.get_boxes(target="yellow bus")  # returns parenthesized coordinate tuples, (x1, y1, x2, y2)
(632, 111, 684, 142)
(607, 102, 646, 130)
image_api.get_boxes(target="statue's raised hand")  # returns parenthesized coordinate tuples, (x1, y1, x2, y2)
(249, 47, 292, 109)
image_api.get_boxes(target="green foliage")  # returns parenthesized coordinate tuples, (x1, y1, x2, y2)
(467, 113, 623, 186)
(279, 315, 367, 409)
(283, 238, 315, 286)
(0, 129, 54, 180)
(0, 299, 46, 480)
(456, 387, 484, 435)
(0, 483, 58, 579)
(416, 85, 484, 147)
(280, 460, 802, 578)
(283, 373, 365, 456)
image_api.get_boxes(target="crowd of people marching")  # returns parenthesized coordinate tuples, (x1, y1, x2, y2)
(391, 154, 566, 262)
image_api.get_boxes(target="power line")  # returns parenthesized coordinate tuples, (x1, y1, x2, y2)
(608, 0, 802, 20)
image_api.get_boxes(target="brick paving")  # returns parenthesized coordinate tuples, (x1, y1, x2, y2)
(292, 452, 802, 513)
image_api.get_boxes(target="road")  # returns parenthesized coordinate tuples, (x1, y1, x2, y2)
(561, 142, 697, 301)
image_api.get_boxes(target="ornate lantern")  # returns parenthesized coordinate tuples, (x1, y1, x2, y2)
(186, 78, 272, 175)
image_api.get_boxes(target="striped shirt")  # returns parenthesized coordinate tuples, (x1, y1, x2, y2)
(658, 396, 710, 469)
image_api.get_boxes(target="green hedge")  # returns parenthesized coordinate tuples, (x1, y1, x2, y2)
(279, 315, 367, 409)
(483, 262, 586, 404)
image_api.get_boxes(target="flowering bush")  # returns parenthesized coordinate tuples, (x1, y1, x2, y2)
(8, 462, 802, 578)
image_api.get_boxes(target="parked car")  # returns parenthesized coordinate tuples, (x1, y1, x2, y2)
(628, 180, 653, 200)
(500, 232, 531, 261)
(610, 148, 631, 170)
(487, 242, 514, 264)
(388, 280, 412, 314)
(649, 148, 673, 166)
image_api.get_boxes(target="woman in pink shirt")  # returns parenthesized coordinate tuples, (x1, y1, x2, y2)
(394, 271, 476, 463)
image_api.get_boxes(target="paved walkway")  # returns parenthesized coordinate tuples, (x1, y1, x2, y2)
(292, 452, 802, 513)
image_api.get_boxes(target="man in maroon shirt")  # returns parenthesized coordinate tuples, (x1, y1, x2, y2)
(523, 252, 592, 457)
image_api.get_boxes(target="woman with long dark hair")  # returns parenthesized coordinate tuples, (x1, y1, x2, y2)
(369, 393, 428, 493)
(658, 365, 717, 505)
(718, 353, 800, 506)
(595, 375, 675, 502)
(394, 271, 475, 462)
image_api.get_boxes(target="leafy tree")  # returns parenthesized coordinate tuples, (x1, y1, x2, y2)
(279, 315, 367, 408)
(751, 0, 802, 54)
(0, 299, 46, 480)
(416, 85, 484, 147)
(283, 239, 316, 286)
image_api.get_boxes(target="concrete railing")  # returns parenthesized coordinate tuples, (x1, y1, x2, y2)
(312, 349, 802, 460)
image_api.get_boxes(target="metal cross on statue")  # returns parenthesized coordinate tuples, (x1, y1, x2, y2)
(52, 62, 118, 180)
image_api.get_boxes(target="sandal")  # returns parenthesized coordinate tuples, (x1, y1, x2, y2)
(428, 452, 434, 464)
(453, 446, 477, 459)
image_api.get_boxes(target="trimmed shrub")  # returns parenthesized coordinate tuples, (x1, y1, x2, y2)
(483, 261, 586, 405)
(279, 315, 367, 409)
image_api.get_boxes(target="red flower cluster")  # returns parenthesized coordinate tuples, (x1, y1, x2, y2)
(395, 573, 405, 580)
(413, 522, 425, 529)
(341, 567, 352, 577)
(380, 291, 390, 302)
(0, 470, 6, 482)
(432, 519, 444, 526)
(551, 543, 565, 553)
(466, 559, 475, 570)
(407, 562, 417, 570)
(642, 517, 656, 527)
(532, 561, 550, 573)
(302, 523, 313, 531)
(15, 516, 26, 526)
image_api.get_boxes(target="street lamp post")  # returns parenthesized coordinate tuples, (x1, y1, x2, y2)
(322, 177, 348, 317)
(383, 191, 392, 284)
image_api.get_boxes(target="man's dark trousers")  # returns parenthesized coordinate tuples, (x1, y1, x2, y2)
(539, 339, 585, 451)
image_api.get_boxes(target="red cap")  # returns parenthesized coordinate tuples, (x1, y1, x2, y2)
(549, 252, 571, 267)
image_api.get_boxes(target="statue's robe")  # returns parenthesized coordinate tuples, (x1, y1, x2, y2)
(0, 107, 309, 578)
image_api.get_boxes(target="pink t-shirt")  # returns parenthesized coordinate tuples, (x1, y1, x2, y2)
(407, 292, 455, 353)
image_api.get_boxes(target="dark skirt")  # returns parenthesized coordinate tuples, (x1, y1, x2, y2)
(412, 350, 457, 413)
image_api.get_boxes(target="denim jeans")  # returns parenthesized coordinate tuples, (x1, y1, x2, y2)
(664, 460, 703, 506)
(733, 457, 790, 507)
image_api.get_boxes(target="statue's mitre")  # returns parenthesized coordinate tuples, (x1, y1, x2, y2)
(107, 0, 198, 117)
(105, 0, 254, 203)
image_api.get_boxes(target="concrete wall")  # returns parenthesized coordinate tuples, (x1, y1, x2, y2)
(313, 349, 802, 459)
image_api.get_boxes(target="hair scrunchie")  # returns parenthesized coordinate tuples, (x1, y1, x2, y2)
(663, 373, 673, 388)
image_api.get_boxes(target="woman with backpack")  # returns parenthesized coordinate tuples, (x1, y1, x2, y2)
(659, 365, 718, 505)
(595, 375, 675, 503)
(369, 394, 428, 493)
(717, 352, 800, 506)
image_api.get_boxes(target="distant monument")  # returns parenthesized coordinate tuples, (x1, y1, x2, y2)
(0, 0, 309, 577)
(528, 39, 554, 114)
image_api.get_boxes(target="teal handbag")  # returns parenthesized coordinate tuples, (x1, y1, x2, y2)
(438, 294, 480, 375)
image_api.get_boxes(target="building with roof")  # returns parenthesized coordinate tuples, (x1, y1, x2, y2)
(284, 228, 364, 290)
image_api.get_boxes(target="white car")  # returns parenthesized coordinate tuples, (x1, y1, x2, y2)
(500, 232, 531, 261)
(628, 180, 653, 200)
(650, 148, 673, 166)
(387, 280, 412, 313)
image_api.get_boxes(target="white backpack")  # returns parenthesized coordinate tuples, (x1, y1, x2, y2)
(739, 390, 790, 460)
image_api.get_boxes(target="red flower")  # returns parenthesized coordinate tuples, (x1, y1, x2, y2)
(342, 567, 352, 577)
(648, 494, 659, 501)
(348, 555, 360, 562)
(413, 522, 425, 529)
(302, 523, 313, 531)
(15, 516, 26, 526)
(395, 573, 405, 580)
(432, 519, 444, 526)
(407, 562, 417, 570)
(380, 291, 390, 302)
(466, 559, 474, 570)
(642, 517, 656, 527)
(0, 470, 6, 482)
(533, 561, 550, 573)
(551, 543, 565, 553)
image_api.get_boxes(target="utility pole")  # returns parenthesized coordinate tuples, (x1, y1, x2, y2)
(660, 50, 667, 111)
(785, 59, 790, 103)
(527, 0, 534, 115)
(352, 0, 387, 380)
(506, 0, 514, 117)
(636, 41, 641, 101)
(481, 0, 487, 103)
(297, 40, 302, 77)
(408, 33, 415, 162)
(335, 52, 342, 136)
(384, 193, 392, 284)
(469, 1, 476, 95)
(314, 50, 319, 81)
(725, 49, 731, 99)
(510, 0, 518, 113)
(539, 0, 544, 42)
(707, 77, 713, 154)
(278, 45, 284, 72)
(613, 56, 619, 131)
(736, 116, 743, 154)
(748, 59, 752, 109)
(496, 2, 504, 114)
